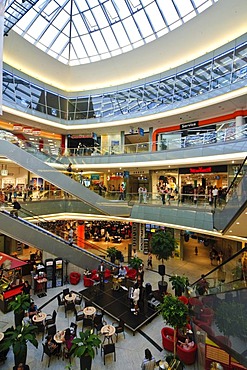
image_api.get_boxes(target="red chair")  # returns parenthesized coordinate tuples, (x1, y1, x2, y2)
(91, 270, 100, 281)
(200, 307, 214, 326)
(126, 267, 137, 280)
(161, 327, 175, 352)
(70, 272, 81, 285)
(177, 343, 197, 365)
(104, 269, 111, 279)
(178, 296, 189, 305)
(83, 276, 94, 287)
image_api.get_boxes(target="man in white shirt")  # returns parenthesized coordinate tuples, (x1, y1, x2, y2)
(212, 186, 218, 208)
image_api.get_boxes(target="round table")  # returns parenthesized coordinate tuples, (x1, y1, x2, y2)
(0, 332, 4, 342)
(83, 306, 96, 317)
(101, 325, 116, 343)
(54, 330, 65, 343)
(65, 293, 76, 302)
(32, 312, 47, 323)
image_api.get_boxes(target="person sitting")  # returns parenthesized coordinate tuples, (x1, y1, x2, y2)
(28, 302, 38, 319)
(62, 328, 75, 358)
(46, 335, 59, 355)
(178, 333, 195, 350)
(141, 348, 156, 370)
(118, 264, 127, 278)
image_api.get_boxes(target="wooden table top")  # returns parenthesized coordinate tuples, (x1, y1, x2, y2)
(54, 330, 65, 343)
(32, 312, 47, 322)
(83, 306, 96, 316)
(101, 325, 115, 337)
(65, 293, 76, 302)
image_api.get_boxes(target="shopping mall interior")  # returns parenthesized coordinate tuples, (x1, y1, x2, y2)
(0, 1, 247, 369)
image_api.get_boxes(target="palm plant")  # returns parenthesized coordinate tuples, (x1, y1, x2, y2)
(70, 329, 101, 370)
(0, 323, 38, 366)
(8, 293, 30, 327)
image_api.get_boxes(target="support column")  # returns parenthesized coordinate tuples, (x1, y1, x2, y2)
(236, 115, 244, 138)
(77, 221, 85, 248)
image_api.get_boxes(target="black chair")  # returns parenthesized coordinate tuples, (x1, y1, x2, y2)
(57, 294, 65, 311)
(70, 322, 77, 336)
(93, 313, 107, 334)
(35, 321, 45, 340)
(65, 301, 75, 318)
(13, 366, 30, 370)
(75, 293, 82, 306)
(82, 317, 93, 331)
(101, 343, 116, 365)
(47, 324, 57, 337)
(74, 308, 84, 323)
(41, 343, 58, 368)
(63, 288, 70, 298)
(45, 310, 57, 328)
(112, 319, 125, 342)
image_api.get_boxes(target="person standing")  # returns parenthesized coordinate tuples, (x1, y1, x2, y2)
(98, 260, 105, 286)
(10, 198, 21, 217)
(68, 227, 74, 245)
(141, 348, 156, 370)
(147, 253, 153, 269)
(67, 163, 73, 178)
(132, 282, 140, 315)
(22, 280, 31, 296)
(212, 186, 218, 208)
(138, 186, 143, 203)
(142, 186, 148, 203)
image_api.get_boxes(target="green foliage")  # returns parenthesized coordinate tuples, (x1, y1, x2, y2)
(70, 330, 101, 360)
(106, 246, 118, 258)
(128, 256, 143, 271)
(169, 275, 189, 296)
(150, 230, 177, 262)
(0, 324, 38, 355)
(161, 295, 189, 330)
(215, 301, 247, 337)
(8, 294, 30, 314)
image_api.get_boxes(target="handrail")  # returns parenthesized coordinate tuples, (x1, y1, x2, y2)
(225, 155, 247, 197)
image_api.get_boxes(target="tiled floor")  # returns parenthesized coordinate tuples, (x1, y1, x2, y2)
(0, 249, 211, 370)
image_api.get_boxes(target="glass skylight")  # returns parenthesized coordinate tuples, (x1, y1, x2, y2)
(5, 0, 218, 66)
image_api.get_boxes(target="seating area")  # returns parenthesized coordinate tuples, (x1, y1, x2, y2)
(161, 327, 197, 365)
(69, 272, 81, 285)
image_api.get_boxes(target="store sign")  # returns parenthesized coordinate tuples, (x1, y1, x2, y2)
(23, 127, 33, 134)
(180, 121, 198, 130)
(13, 125, 23, 131)
(32, 130, 41, 136)
(1, 170, 8, 176)
(190, 167, 212, 173)
(91, 174, 100, 180)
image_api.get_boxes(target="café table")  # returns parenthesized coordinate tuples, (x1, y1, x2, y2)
(101, 324, 115, 343)
(32, 312, 47, 323)
(83, 306, 96, 317)
(0, 332, 4, 342)
(54, 330, 65, 344)
(65, 293, 76, 302)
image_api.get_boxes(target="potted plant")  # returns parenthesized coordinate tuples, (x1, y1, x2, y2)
(8, 293, 30, 327)
(169, 275, 189, 297)
(0, 323, 38, 366)
(151, 230, 177, 292)
(70, 329, 101, 370)
(128, 256, 143, 271)
(160, 295, 189, 358)
(106, 246, 118, 263)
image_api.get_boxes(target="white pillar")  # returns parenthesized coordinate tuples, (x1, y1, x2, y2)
(236, 115, 244, 138)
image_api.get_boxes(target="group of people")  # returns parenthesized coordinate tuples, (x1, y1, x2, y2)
(45, 327, 75, 358)
(138, 186, 148, 203)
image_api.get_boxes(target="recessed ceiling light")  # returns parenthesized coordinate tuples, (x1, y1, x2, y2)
(229, 230, 232, 233)
(236, 222, 240, 224)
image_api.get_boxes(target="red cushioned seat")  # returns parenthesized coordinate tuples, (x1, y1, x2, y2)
(83, 276, 94, 287)
(161, 327, 175, 352)
(70, 272, 81, 285)
(177, 342, 197, 365)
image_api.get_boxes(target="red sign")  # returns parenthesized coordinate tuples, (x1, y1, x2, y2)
(190, 167, 212, 173)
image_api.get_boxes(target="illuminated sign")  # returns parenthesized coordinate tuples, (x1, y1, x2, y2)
(180, 121, 198, 130)
(190, 167, 212, 173)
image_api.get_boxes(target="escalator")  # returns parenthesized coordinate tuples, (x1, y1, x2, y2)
(0, 139, 131, 217)
(189, 246, 247, 367)
(0, 209, 113, 271)
(214, 156, 247, 234)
